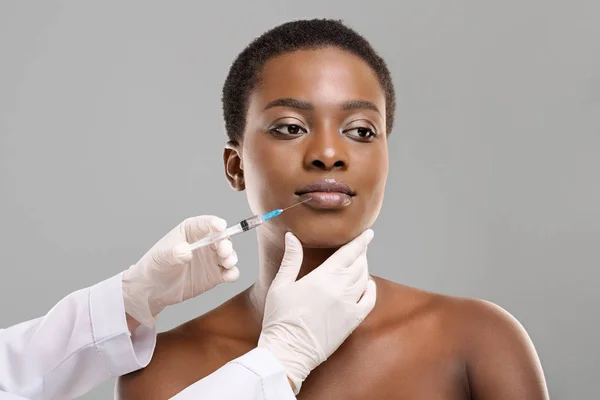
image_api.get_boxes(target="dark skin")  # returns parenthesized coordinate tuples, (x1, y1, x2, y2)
(116, 47, 549, 399)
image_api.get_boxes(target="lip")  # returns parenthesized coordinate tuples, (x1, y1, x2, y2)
(296, 179, 355, 196)
(295, 179, 355, 210)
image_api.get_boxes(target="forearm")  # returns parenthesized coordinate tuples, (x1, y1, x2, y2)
(0, 273, 156, 399)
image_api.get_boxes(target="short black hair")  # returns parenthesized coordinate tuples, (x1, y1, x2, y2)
(221, 18, 396, 143)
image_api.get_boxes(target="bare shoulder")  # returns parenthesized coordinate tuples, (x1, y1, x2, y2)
(423, 290, 548, 399)
(450, 296, 548, 398)
(114, 330, 177, 399)
(372, 276, 539, 348)
(447, 296, 531, 335)
(115, 324, 213, 400)
(368, 276, 457, 329)
(115, 296, 255, 400)
(443, 295, 542, 361)
(365, 277, 464, 351)
(371, 278, 548, 398)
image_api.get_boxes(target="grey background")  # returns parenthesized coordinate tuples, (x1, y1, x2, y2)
(1, 1, 598, 398)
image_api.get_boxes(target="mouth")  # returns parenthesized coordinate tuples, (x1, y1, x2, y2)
(295, 179, 355, 209)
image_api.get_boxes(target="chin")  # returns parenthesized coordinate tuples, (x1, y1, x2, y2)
(297, 237, 351, 249)
(289, 224, 364, 249)
(263, 208, 377, 248)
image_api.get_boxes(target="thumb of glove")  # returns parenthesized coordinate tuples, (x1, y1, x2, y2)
(172, 242, 193, 264)
(154, 242, 193, 269)
(272, 232, 303, 287)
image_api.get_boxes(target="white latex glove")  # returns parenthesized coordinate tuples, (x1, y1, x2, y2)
(122, 216, 239, 328)
(257, 229, 377, 394)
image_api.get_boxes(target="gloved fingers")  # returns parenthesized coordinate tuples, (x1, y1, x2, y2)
(208, 217, 229, 251)
(356, 267, 370, 299)
(323, 229, 374, 271)
(346, 259, 369, 302)
(185, 215, 227, 243)
(272, 232, 303, 287)
(346, 248, 368, 283)
(152, 241, 192, 269)
(355, 279, 377, 323)
(216, 239, 234, 258)
(220, 266, 240, 282)
(172, 242, 193, 264)
(220, 249, 238, 269)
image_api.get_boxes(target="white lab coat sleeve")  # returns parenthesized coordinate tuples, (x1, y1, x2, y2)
(0, 392, 29, 400)
(0, 272, 156, 400)
(170, 348, 296, 400)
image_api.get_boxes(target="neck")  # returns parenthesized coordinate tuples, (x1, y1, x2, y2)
(247, 230, 338, 320)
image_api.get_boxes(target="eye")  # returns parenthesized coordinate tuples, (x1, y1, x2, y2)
(344, 126, 377, 141)
(270, 124, 308, 136)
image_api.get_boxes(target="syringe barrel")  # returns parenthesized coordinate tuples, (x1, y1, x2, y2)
(189, 214, 266, 251)
(189, 223, 244, 251)
(238, 214, 265, 231)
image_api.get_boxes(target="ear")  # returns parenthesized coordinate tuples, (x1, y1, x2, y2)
(223, 141, 245, 191)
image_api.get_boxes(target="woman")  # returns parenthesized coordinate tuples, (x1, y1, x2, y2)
(117, 19, 548, 399)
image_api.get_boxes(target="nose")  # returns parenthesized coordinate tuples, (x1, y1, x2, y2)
(303, 127, 349, 171)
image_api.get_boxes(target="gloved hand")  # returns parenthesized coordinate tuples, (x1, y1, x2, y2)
(122, 216, 239, 328)
(257, 229, 377, 394)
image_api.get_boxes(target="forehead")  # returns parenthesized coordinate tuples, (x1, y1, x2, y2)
(251, 47, 385, 109)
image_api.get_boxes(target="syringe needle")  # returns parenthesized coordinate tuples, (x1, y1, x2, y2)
(189, 198, 311, 251)
(281, 198, 311, 212)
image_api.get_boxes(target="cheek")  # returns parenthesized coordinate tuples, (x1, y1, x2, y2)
(242, 138, 300, 212)
(358, 151, 388, 221)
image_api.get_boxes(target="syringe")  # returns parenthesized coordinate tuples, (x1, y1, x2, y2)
(189, 198, 310, 251)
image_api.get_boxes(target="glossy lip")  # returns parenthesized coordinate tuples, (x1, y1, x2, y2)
(295, 179, 355, 210)
(295, 179, 356, 196)
(297, 192, 353, 209)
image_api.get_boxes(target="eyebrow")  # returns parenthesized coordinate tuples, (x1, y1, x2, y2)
(263, 98, 380, 115)
(263, 98, 313, 111)
(341, 100, 380, 114)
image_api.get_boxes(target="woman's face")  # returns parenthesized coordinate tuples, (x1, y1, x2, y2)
(224, 47, 389, 248)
